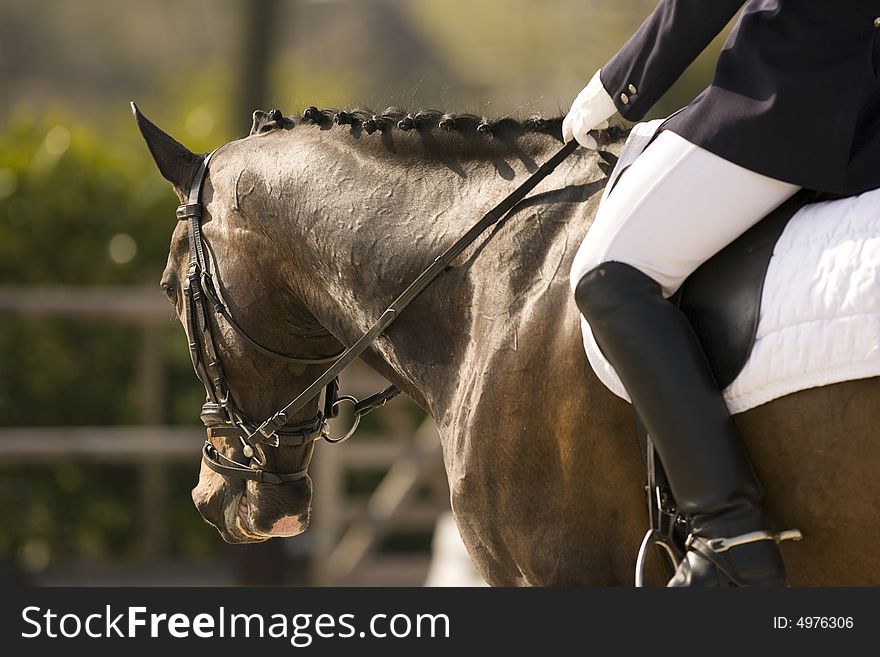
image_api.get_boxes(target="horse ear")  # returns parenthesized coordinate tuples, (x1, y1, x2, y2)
(131, 102, 204, 197)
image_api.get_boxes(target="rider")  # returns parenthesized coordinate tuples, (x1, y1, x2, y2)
(563, 0, 880, 586)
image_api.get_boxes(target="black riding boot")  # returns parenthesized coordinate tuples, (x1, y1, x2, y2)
(574, 261, 795, 587)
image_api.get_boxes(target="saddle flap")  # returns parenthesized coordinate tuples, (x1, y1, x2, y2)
(673, 189, 816, 389)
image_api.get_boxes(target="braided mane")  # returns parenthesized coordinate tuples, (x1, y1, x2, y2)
(249, 106, 625, 144)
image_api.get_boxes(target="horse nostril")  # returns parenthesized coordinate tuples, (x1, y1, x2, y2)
(237, 496, 249, 525)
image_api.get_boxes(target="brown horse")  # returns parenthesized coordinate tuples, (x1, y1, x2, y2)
(136, 104, 880, 586)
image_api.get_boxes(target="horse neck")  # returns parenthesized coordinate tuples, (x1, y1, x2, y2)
(243, 125, 573, 413)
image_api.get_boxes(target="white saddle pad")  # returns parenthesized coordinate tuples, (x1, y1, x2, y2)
(581, 178, 880, 415)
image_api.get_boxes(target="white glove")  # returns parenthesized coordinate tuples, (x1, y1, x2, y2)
(562, 69, 617, 149)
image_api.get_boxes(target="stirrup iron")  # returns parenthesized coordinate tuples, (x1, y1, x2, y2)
(634, 433, 685, 587)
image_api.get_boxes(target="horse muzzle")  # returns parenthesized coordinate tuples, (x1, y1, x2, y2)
(192, 458, 313, 543)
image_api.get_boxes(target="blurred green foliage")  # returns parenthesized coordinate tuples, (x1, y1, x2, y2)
(1, 112, 167, 285)
(0, 110, 210, 424)
(0, 111, 223, 574)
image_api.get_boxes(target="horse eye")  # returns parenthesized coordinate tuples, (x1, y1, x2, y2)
(162, 284, 177, 302)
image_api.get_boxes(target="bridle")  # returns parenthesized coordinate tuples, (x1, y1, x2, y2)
(178, 150, 384, 485)
(178, 138, 579, 486)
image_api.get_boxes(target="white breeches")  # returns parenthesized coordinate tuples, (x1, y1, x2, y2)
(569, 130, 801, 298)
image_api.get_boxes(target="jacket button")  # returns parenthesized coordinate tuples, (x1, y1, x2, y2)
(875, 17, 880, 27)
(619, 92, 630, 105)
(628, 84, 637, 94)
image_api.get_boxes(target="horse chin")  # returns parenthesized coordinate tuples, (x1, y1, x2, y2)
(232, 491, 311, 540)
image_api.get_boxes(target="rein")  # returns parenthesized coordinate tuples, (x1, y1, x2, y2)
(180, 138, 579, 484)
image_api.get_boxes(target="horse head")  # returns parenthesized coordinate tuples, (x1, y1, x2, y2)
(133, 103, 344, 544)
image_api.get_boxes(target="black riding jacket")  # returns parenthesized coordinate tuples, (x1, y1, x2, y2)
(601, 0, 880, 194)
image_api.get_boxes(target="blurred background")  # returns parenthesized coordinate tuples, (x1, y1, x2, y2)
(0, 0, 736, 586)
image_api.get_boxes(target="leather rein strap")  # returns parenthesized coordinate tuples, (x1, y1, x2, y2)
(249, 139, 580, 443)
(181, 138, 579, 484)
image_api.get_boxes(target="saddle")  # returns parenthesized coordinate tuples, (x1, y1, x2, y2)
(673, 187, 823, 388)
